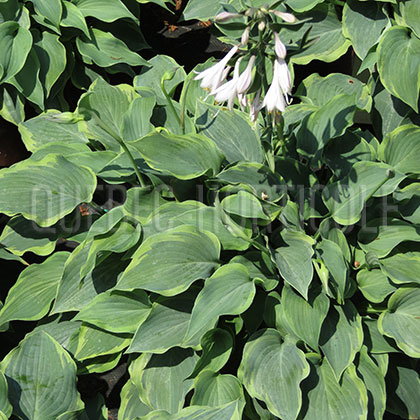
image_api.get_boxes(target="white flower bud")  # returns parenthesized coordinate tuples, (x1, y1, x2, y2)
(270, 10, 297, 23)
(274, 32, 287, 59)
(214, 11, 242, 22)
(241, 26, 250, 46)
(258, 20, 266, 31)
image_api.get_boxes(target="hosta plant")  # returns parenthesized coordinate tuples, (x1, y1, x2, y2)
(1, 0, 420, 419)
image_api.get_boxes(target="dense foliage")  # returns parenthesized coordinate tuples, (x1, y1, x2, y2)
(1, 0, 420, 419)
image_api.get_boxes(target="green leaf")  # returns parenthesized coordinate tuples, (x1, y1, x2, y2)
(33, 31, 67, 99)
(61, 1, 89, 36)
(399, 0, 420, 39)
(9, 48, 44, 108)
(134, 55, 186, 104)
(342, 0, 388, 59)
(181, 0, 224, 20)
(379, 287, 420, 357)
(0, 85, 25, 125)
(379, 124, 420, 174)
(274, 230, 315, 299)
(286, 0, 323, 12)
(75, 290, 151, 334)
(191, 371, 244, 407)
(195, 100, 264, 164)
(387, 363, 420, 419)
(358, 218, 420, 258)
(116, 225, 220, 296)
(240, 329, 310, 420)
(74, 324, 131, 361)
(357, 269, 396, 303)
(363, 317, 397, 354)
(127, 289, 198, 354)
(0, 155, 96, 226)
(322, 161, 401, 225)
(296, 94, 356, 159)
(118, 380, 151, 420)
(73, 0, 137, 22)
(1, 331, 84, 420)
(18, 110, 89, 152)
(0, 371, 11, 419)
(319, 301, 363, 381)
(188, 328, 233, 379)
(378, 26, 420, 112)
(122, 96, 155, 141)
(281, 285, 329, 351)
(0, 252, 68, 325)
(130, 348, 197, 414)
(356, 346, 386, 420)
(317, 238, 349, 303)
(31, 0, 62, 29)
(222, 191, 269, 220)
(291, 5, 350, 65)
(0, 21, 32, 83)
(76, 28, 147, 68)
(184, 263, 255, 344)
(380, 252, 420, 285)
(299, 360, 368, 420)
(131, 131, 223, 180)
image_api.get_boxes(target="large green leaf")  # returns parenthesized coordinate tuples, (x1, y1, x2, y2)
(0, 155, 96, 226)
(73, 0, 137, 22)
(0, 22, 32, 83)
(122, 96, 155, 141)
(130, 348, 197, 414)
(380, 252, 420, 285)
(291, 5, 350, 65)
(188, 328, 233, 379)
(286, 0, 323, 12)
(296, 94, 356, 159)
(342, 0, 388, 59)
(378, 124, 420, 174)
(0, 372, 11, 419)
(31, 0, 62, 29)
(399, 0, 420, 39)
(76, 28, 147, 68)
(184, 263, 255, 344)
(222, 191, 269, 220)
(131, 131, 223, 180)
(195, 100, 264, 164)
(378, 287, 420, 357)
(274, 230, 315, 299)
(319, 301, 363, 381)
(240, 329, 310, 420)
(358, 218, 420, 258)
(134, 55, 186, 104)
(1, 331, 84, 420)
(118, 379, 151, 420)
(281, 285, 329, 351)
(75, 290, 151, 334)
(33, 31, 66, 99)
(299, 360, 368, 420)
(322, 161, 401, 225)
(116, 225, 220, 296)
(61, 1, 89, 36)
(0, 252, 68, 325)
(18, 110, 89, 152)
(181, 0, 223, 20)
(127, 289, 198, 354)
(357, 269, 396, 303)
(191, 371, 244, 407)
(356, 346, 386, 420)
(377, 26, 420, 112)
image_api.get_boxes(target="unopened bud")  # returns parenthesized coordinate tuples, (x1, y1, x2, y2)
(214, 11, 242, 22)
(241, 26, 250, 46)
(46, 112, 83, 124)
(270, 10, 297, 23)
(245, 7, 256, 17)
(274, 32, 287, 59)
(258, 20, 266, 31)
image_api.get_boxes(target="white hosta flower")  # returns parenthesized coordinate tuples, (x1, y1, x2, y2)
(275, 57, 292, 99)
(238, 93, 248, 110)
(250, 89, 261, 122)
(236, 55, 256, 94)
(194, 45, 239, 92)
(270, 10, 296, 23)
(274, 32, 287, 59)
(213, 58, 242, 109)
(214, 11, 242, 22)
(262, 77, 286, 113)
(241, 26, 250, 46)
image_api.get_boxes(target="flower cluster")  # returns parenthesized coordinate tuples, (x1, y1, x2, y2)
(194, 7, 295, 124)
